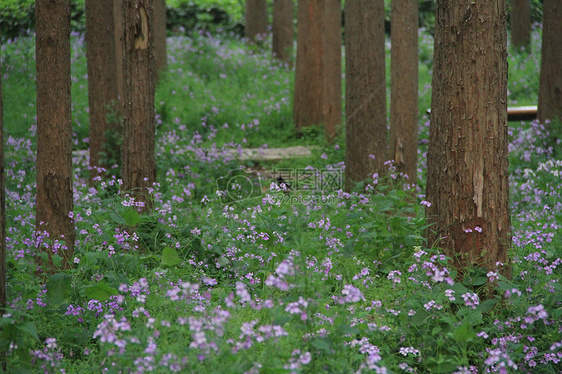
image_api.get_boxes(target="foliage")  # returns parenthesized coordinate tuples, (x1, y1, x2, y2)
(1, 25, 561, 374)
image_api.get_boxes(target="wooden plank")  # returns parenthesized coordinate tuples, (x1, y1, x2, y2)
(507, 105, 537, 122)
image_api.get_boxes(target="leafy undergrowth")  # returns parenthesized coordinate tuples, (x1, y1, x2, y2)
(1, 28, 561, 374)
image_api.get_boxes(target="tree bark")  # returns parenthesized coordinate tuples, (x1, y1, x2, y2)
(390, 0, 418, 184)
(272, 0, 294, 64)
(35, 0, 75, 269)
(426, 0, 511, 277)
(538, 0, 562, 125)
(294, 0, 342, 143)
(0, 63, 6, 313)
(86, 0, 120, 179)
(114, 0, 125, 104)
(122, 0, 156, 212)
(511, 0, 531, 51)
(345, 0, 387, 189)
(245, 0, 268, 44)
(154, 0, 167, 76)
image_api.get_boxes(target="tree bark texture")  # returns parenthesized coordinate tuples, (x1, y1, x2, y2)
(345, 0, 387, 188)
(114, 0, 125, 104)
(426, 0, 511, 276)
(122, 0, 156, 212)
(0, 64, 6, 312)
(272, 0, 294, 64)
(390, 0, 418, 183)
(86, 0, 120, 178)
(154, 0, 167, 76)
(245, 0, 268, 43)
(538, 0, 562, 124)
(510, 0, 530, 51)
(35, 0, 75, 268)
(294, 0, 342, 143)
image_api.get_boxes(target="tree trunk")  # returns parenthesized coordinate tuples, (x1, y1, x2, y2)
(245, 0, 268, 44)
(390, 0, 418, 184)
(122, 0, 156, 212)
(511, 0, 531, 51)
(538, 0, 562, 125)
(0, 63, 6, 313)
(272, 0, 294, 64)
(114, 0, 124, 104)
(426, 0, 511, 277)
(294, 0, 342, 143)
(345, 0, 387, 189)
(154, 0, 167, 76)
(86, 0, 120, 179)
(35, 0, 75, 269)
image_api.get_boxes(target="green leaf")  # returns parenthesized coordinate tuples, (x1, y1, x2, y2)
(46, 273, 72, 305)
(15, 321, 39, 342)
(336, 324, 360, 336)
(122, 208, 141, 227)
(311, 337, 332, 352)
(109, 211, 126, 225)
(454, 321, 476, 343)
(52, 254, 62, 268)
(477, 299, 497, 313)
(84, 283, 119, 302)
(161, 247, 181, 267)
(469, 276, 488, 286)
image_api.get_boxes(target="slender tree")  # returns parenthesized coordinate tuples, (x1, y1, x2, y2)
(114, 0, 125, 104)
(245, 0, 268, 44)
(122, 0, 156, 212)
(86, 0, 120, 178)
(0, 64, 6, 313)
(272, 0, 294, 64)
(390, 0, 418, 183)
(426, 0, 511, 277)
(537, 0, 562, 125)
(293, 0, 341, 143)
(345, 0, 387, 189)
(511, 0, 531, 51)
(35, 0, 75, 269)
(154, 0, 167, 76)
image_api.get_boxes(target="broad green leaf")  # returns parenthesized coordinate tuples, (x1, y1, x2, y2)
(15, 321, 39, 342)
(477, 299, 497, 313)
(161, 247, 181, 267)
(122, 208, 141, 227)
(454, 321, 476, 343)
(46, 273, 72, 305)
(84, 283, 119, 302)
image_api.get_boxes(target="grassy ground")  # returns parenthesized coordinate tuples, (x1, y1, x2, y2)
(1, 26, 561, 373)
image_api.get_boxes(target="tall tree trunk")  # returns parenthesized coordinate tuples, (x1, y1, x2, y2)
(294, 0, 342, 143)
(511, 0, 531, 51)
(35, 0, 75, 269)
(114, 0, 125, 104)
(245, 0, 268, 44)
(154, 0, 167, 76)
(272, 0, 294, 64)
(122, 0, 156, 212)
(0, 64, 6, 314)
(426, 0, 511, 277)
(345, 0, 387, 189)
(538, 0, 562, 125)
(390, 0, 418, 183)
(86, 0, 120, 179)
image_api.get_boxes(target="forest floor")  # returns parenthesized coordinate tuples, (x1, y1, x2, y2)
(1, 27, 561, 373)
